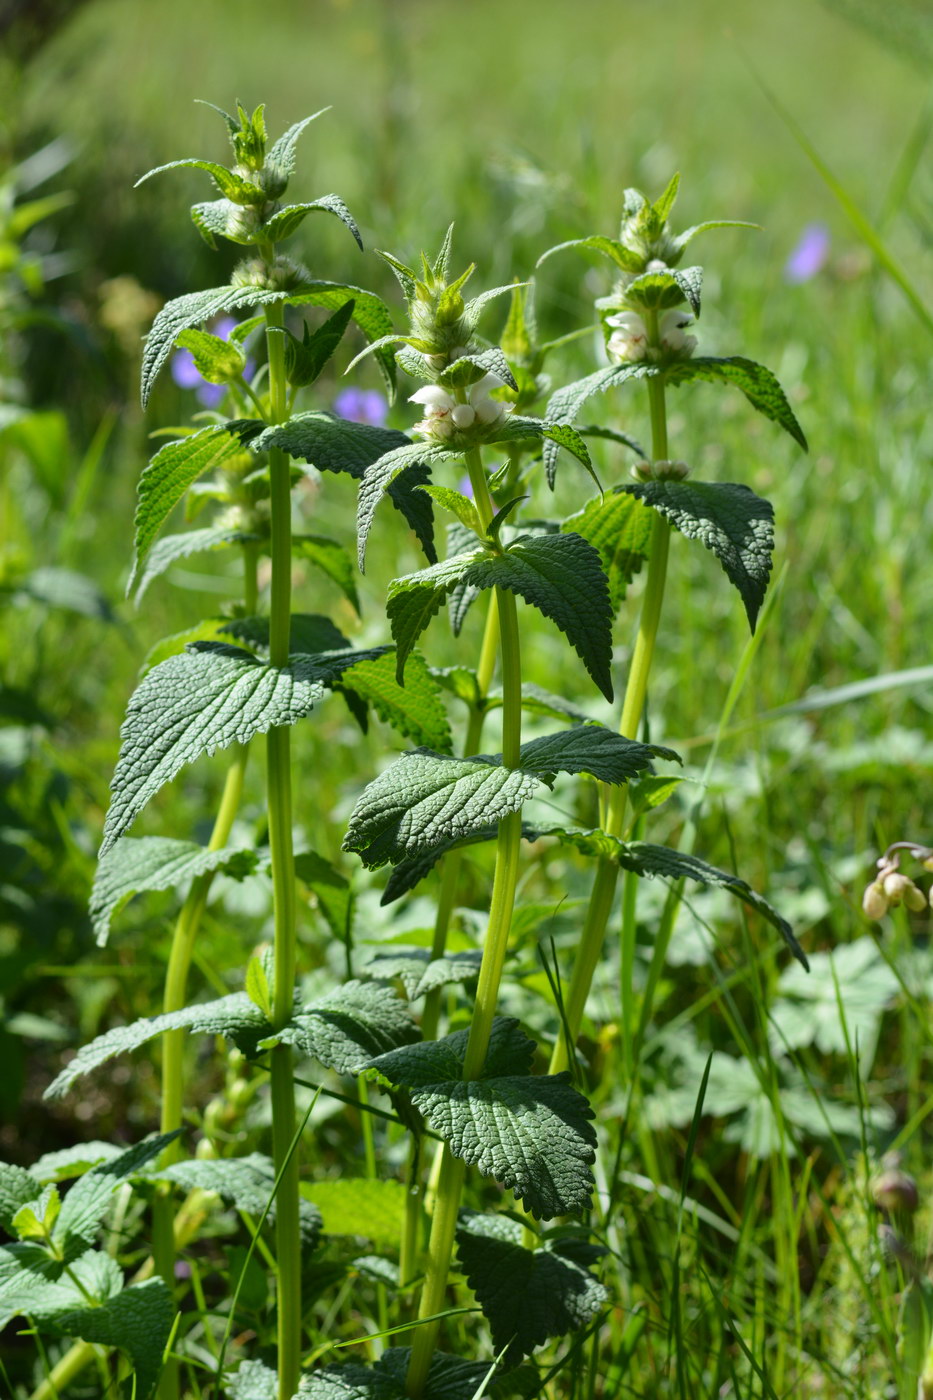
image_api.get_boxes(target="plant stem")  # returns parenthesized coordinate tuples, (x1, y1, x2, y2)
(406, 450, 524, 1398)
(264, 300, 302, 1400)
(548, 360, 672, 1077)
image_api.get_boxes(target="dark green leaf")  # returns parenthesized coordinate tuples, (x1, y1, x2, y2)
(43, 1277, 173, 1400)
(543, 363, 654, 484)
(519, 724, 679, 784)
(436, 347, 517, 392)
(292, 534, 360, 614)
(666, 356, 807, 450)
(91, 836, 262, 945)
(220, 612, 350, 656)
(456, 1210, 608, 1365)
(356, 440, 459, 569)
(55, 1135, 180, 1258)
(150, 1154, 322, 1246)
(622, 479, 775, 632)
(536, 235, 644, 274)
(369, 1020, 596, 1218)
(562, 491, 652, 614)
(336, 650, 453, 753)
(265, 981, 418, 1073)
(294, 850, 353, 945)
(624, 265, 703, 316)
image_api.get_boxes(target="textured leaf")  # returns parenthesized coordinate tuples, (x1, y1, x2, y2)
(365, 947, 483, 999)
(31, 1144, 122, 1184)
(536, 234, 643, 274)
(562, 490, 652, 614)
(91, 836, 261, 945)
(45, 993, 268, 1099)
(535, 828, 807, 968)
(456, 1211, 608, 1364)
(515, 683, 594, 725)
(385, 547, 488, 682)
(289, 281, 397, 397)
(418, 484, 481, 534)
(0, 1164, 42, 1235)
(128, 426, 247, 593)
(624, 265, 703, 316)
(54, 1135, 178, 1258)
(356, 440, 460, 569)
(261, 194, 363, 250)
(220, 612, 351, 656)
(101, 644, 330, 853)
(227, 1359, 277, 1400)
(174, 327, 244, 382)
(254, 413, 436, 565)
(292, 534, 360, 614)
(133, 526, 254, 603)
(666, 356, 807, 450)
(42, 1276, 174, 1400)
(275, 302, 355, 390)
(622, 479, 775, 632)
(368, 1020, 596, 1218)
(297, 1349, 525, 1400)
(336, 650, 453, 753)
(151, 1153, 322, 1245)
(519, 724, 680, 784)
(294, 851, 353, 945)
(436, 346, 517, 392)
(542, 363, 653, 484)
(135, 157, 264, 203)
(301, 1178, 406, 1247)
(265, 981, 418, 1073)
(343, 750, 539, 870)
(378, 826, 502, 904)
(267, 109, 330, 180)
(492, 416, 595, 479)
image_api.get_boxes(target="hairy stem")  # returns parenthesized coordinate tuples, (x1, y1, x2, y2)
(264, 300, 303, 1400)
(406, 450, 524, 1397)
(549, 355, 672, 1076)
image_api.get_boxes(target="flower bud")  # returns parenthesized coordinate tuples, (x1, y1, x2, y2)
(861, 880, 889, 920)
(659, 308, 697, 358)
(872, 1168, 919, 1214)
(882, 871, 925, 910)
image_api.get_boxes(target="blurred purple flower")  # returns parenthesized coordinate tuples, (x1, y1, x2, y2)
(170, 316, 249, 408)
(784, 224, 830, 284)
(333, 387, 388, 426)
(458, 475, 474, 499)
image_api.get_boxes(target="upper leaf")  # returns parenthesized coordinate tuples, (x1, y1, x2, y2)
(356, 440, 462, 569)
(368, 1020, 596, 1218)
(666, 355, 807, 450)
(128, 425, 247, 595)
(335, 649, 453, 753)
(271, 300, 355, 389)
(101, 644, 331, 853)
(135, 157, 264, 204)
(456, 1210, 608, 1365)
(519, 724, 680, 783)
(91, 836, 261, 945)
(0, 1165, 44, 1236)
(543, 363, 653, 484)
(536, 234, 644, 275)
(621, 478, 775, 632)
(562, 490, 652, 615)
(263, 980, 418, 1073)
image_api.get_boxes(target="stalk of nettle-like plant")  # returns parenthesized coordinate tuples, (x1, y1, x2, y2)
(534, 174, 812, 1077)
(23, 99, 446, 1400)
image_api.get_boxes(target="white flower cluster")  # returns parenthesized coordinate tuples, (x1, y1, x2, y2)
(409, 372, 511, 440)
(605, 307, 697, 364)
(861, 845, 933, 920)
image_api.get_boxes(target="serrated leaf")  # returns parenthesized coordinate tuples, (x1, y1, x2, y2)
(542, 363, 654, 484)
(535, 828, 807, 968)
(54, 1135, 179, 1258)
(460, 282, 524, 335)
(44, 993, 268, 1099)
(651, 172, 680, 224)
(294, 850, 353, 945)
(671, 220, 760, 258)
(128, 426, 247, 593)
(365, 947, 483, 999)
(436, 347, 516, 392)
(343, 750, 539, 871)
(245, 956, 273, 1018)
(101, 645, 332, 853)
(220, 611, 351, 656)
(379, 825, 505, 904)
(14, 1184, 61, 1240)
(385, 547, 487, 682)
(666, 356, 807, 450)
(32, 1144, 122, 1184)
(151, 1153, 322, 1246)
(624, 266, 703, 316)
(562, 491, 652, 614)
(495, 416, 595, 479)
(519, 724, 679, 784)
(356, 440, 460, 569)
(368, 1020, 596, 1218)
(91, 837, 261, 946)
(262, 194, 362, 250)
(227, 1360, 278, 1400)
(336, 650, 453, 753)
(174, 327, 245, 383)
(418, 484, 481, 534)
(536, 235, 643, 274)
(301, 1178, 406, 1247)
(267, 109, 330, 181)
(135, 157, 264, 204)
(253, 413, 436, 565)
(42, 1276, 174, 1400)
(456, 1211, 607, 1365)
(293, 535, 360, 614)
(0, 1164, 43, 1235)
(628, 774, 684, 818)
(275, 301, 355, 392)
(622, 479, 775, 632)
(289, 281, 397, 397)
(264, 981, 418, 1073)
(296, 1349, 490, 1400)
(133, 526, 255, 603)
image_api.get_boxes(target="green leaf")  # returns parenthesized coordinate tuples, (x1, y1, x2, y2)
(43, 1276, 174, 1400)
(365, 947, 483, 999)
(536, 235, 643, 274)
(456, 1211, 608, 1365)
(91, 836, 262, 946)
(45, 993, 268, 1099)
(245, 956, 274, 1018)
(343, 751, 539, 870)
(13, 1185, 61, 1241)
(301, 1178, 406, 1247)
(418, 484, 480, 534)
(293, 535, 361, 615)
(0, 1165, 43, 1235)
(623, 265, 703, 316)
(385, 547, 488, 682)
(628, 774, 684, 819)
(536, 828, 807, 968)
(461, 282, 524, 334)
(267, 109, 330, 181)
(128, 426, 247, 593)
(494, 416, 595, 479)
(295, 1349, 492, 1399)
(174, 327, 245, 383)
(368, 1020, 596, 1218)
(294, 851, 353, 945)
(768, 936, 897, 1070)
(543, 363, 654, 484)
(519, 724, 680, 784)
(263, 981, 418, 1073)
(671, 220, 761, 258)
(289, 281, 398, 397)
(621, 479, 775, 632)
(220, 612, 351, 656)
(54, 1135, 179, 1258)
(273, 301, 355, 390)
(133, 526, 255, 603)
(15, 567, 113, 621)
(666, 356, 808, 450)
(32, 1144, 122, 1184)
(151, 1153, 322, 1246)
(356, 440, 460, 569)
(253, 413, 437, 565)
(436, 347, 517, 392)
(562, 491, 652, 614)
(379, 825, 518, 904)
(336, 650, 453, 753)
(227, 1360, 277, 1400)
(261, 194, 363, 250)
(135, 157, 264, 204)
(651, 171, 681, 225)
(101, 645, 329, 853)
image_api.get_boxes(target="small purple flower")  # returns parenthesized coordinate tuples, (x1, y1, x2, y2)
(333, 386, 388, 426)
(458, 475, 474, 499)
(784, 223, 830, 284)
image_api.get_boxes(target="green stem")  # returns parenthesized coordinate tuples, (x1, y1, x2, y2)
(548, 362, 672, 1077)
(264, 300, 302, 1400)
(406, 452, 524, 1398)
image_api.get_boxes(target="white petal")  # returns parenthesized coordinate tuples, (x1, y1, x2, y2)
(451, 403, 476, 428)
(471, 371, 503, 397)
(474, 397, 504, 424)
(409, 385, 454, 409)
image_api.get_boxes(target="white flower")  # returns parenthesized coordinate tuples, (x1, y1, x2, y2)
(410, 383, 456, 439)
(605, 311, 649, 363)
(409, 371, 510, 440)
(659, 308, 697, 357)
